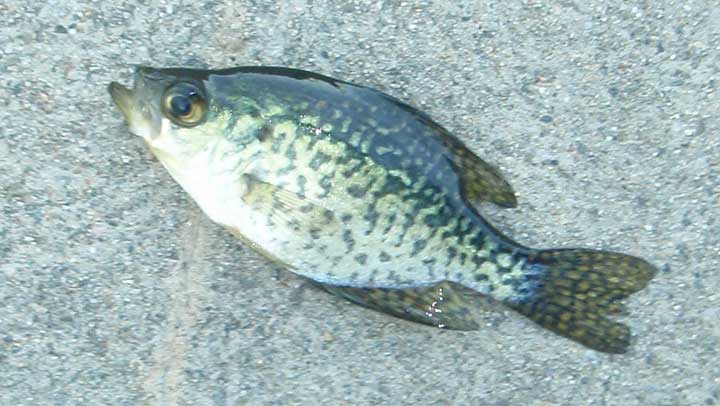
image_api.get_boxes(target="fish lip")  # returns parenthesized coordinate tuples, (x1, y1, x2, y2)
(108, 79, 155, 139)
(108, 81, 134, 122)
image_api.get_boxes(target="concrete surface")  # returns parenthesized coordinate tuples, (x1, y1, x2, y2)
(1, 1, 718, 405)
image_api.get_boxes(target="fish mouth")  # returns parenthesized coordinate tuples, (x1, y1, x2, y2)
(108, 81, 134, 122)
(108, 78, 156, 139)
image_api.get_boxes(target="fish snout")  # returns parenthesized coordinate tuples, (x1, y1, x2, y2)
(108, 81, 134, 121)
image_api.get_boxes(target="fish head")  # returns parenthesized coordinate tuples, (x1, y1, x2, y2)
(108, 66, 242, 161)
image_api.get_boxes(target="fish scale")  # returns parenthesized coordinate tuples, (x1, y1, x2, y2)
(214, 110, 536, 298)
(109, 66, 656, 353)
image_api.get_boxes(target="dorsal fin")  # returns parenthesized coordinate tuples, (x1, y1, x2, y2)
(375, 93, 518, 208)
(448, 143, 518, 208)
(226, 67, 518, 208)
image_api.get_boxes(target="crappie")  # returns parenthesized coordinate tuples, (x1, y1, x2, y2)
(109, 66, 656, 353)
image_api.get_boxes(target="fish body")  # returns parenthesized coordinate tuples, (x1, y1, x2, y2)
(109, 66, 656, 353)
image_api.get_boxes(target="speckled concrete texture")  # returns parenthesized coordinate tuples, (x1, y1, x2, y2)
(1, 1, 718, 405)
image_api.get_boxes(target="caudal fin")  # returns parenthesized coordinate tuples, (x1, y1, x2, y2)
(509, 249, 656, 354)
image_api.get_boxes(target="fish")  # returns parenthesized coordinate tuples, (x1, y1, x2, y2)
(108, 66, 656, 354)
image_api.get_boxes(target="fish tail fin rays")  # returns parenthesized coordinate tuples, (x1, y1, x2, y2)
(321, 282, 479, 330)
(508, 249, 657, 353)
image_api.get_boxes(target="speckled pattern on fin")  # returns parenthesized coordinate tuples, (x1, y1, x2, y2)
(241, 174, 339, 231)
(321, 282, 479, 330)
(510, 249, 657, 354)
(454, 150, 518, 208)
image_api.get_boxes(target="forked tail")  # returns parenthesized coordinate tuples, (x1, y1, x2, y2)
(509, 249, 657, 353)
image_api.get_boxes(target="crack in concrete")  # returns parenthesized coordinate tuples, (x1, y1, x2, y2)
(143, 209, 211, 404)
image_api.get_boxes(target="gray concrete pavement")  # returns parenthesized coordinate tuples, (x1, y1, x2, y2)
(1, 1, 718, 404)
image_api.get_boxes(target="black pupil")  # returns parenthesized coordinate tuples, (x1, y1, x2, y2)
(170, 94, 193, 116)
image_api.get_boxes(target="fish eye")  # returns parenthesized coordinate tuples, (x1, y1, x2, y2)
(162, 82, 206, 127)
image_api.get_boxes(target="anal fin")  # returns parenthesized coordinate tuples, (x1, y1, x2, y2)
(321, 282, 479, 330)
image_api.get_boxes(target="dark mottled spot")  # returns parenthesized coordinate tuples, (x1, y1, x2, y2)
(363, 206, 380, 235)
(285, 143, 297, 160)
(341, 160, 365, 178)
(334, 154, 353, 166)
(422, 258, 436, 266)
(342, 229, 355, 252)
(277, 162, 297, 176)
(299, 204, 314, 213)
(497, 266, 511, 274)
(379, 251, 391, 262)
(309, 151, 332, 170)
(445, 246, 457, 266)
(257, 124, 274, 141)
(540, 115, 553, 123)
(370, 136, 404, 169)
(272, 131, 287, 152)
(354, 253, 368, 265)
(296, 175, 307, 195)
(443, 217, 466, 242)
(459, 252, 467, 265)
(423, 212, 449, 228)
(411, 239, 428, 256)
(305, 132, 320, 151)
(309, 228, 322, 240)
(395, 212, 415, 245)
(321, 209, 334, 223)
(468, 233, 486, 250)
(401, 189, 424, 204)
(382, 213, 397, 234)
(340, 213, 353, 223)
(502, 278, 522, 288)
(318, 176, 332, 196)
(373, 175, 405, 198)
(474, 273, 488, 281)
(347, 185, 367, 198)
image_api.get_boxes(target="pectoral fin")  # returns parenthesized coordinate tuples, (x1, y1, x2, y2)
(241, 173, 339, 232)
(322, 282, 479, 330)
